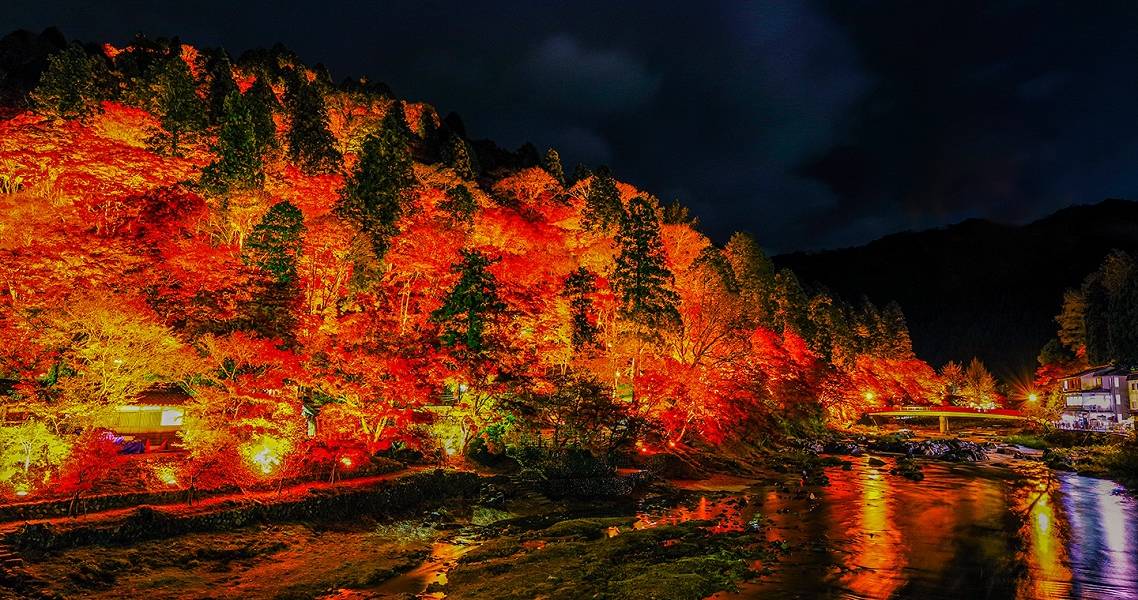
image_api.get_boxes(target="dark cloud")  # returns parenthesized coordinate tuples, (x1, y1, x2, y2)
(8, 0, 1138, 252)
(523, 34, 661, 114)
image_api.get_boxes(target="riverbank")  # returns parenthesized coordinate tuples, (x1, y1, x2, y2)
(3, 429, 1135, 599)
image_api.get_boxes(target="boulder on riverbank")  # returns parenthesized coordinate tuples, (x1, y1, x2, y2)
(867, 438, 988, 462)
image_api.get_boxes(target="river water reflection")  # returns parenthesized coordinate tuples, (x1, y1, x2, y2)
(661, 458, 1137, 599)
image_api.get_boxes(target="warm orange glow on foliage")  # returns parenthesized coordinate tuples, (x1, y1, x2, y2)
(0, 38, 950, 498)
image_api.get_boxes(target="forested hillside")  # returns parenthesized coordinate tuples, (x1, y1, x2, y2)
(778, 199, 1138, 377)
(0, 31, 971, 498)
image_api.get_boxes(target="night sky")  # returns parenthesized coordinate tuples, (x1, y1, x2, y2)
(10, 1, 1138, 253)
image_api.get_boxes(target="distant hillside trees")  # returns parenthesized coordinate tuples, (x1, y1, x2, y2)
(33, 44, 107, 119)
(1049, 250, 1138, 367)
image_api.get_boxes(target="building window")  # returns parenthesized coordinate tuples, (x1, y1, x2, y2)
(160, 408, 184, 427)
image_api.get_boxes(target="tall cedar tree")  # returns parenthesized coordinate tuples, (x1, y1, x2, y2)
(286, 74, 341, 174)
(33, 44, 105, 119)
(612, 196, 680, 330)
(543, 148, 565, 185)
(205, 50, 239, 126)
(443, 132, 477, 180)
(244, 201, 305, 341)
(336, 109, 415, 259)
(246, 74, 280, 153)
(572, 163, 592, 186)
(431, 250, 506, 353)
(582, 167, 623, 231)
(564, 267, 601, 350)
(773, 268, 810, 335)
(724, 232, 777, 327)
(200, 91, 265, 193)
(879, 301, 914, 358)
(153, 54, 208, 155)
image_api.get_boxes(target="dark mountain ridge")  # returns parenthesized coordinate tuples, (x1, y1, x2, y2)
(776, 199, 1138, 378)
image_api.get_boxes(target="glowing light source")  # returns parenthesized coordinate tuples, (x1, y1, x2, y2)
(1027, 393, 1039, 403)
(340, 456, 353, 467)
(242, 436, 288, 475)
(864, 391, 876, 402)
(153, 464, 179, 486)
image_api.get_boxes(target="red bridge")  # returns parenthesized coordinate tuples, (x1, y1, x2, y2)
(866, 405, 1027, 433)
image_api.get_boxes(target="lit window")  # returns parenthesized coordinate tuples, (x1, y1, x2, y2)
(160, 408, 184, 427)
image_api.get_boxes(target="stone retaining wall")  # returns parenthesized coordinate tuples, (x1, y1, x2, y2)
(6, 469, 481, 551)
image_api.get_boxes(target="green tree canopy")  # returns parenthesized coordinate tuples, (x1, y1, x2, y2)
(582, 167, 623, 232)
(543, 148, 565, 185)
(205, 49, 239, 125)
(431, 250, 507, 353)
(152, 54, 208, 155)
(33, 44, 106, 119)
(612, 196, 680, 330)
(285, 73, 341, 174)
(335, 117, 415, 259)
(200, 91, 265, 193)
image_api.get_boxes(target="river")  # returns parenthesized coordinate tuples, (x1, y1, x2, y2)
(657, 457, 1138, 599)
(15, 453, 1138, 599)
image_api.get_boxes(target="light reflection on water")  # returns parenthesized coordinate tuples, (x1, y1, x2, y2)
(658, 458, 1138, 599)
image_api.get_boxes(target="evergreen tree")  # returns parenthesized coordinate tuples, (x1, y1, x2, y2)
(582, 167, 623, 231)
(205, 50, 239, 125)
(571, 163, 592, 186)
(200, 91, 265, 193)
(152, 54, 208, 155)
(431, 250, 507, 353)
(442, 132, 477, 179)
(1055, 288, 1087, 351)
(879, 301, 914, 358)
(383, 100, 413, 139)
(33, 44, 105, 119)
(542, 148, 565, 185)
(246, 201, 305, 284)
(243, 201, 305, 341)
(564, 267, 600, 350)
(1084, 278, 1112, 365)
(660, 199, 696, 225)
(723, 232, 777, 327)
(286, 73, 341, 174)
(773, 269, 810, 335)
(335, 122, 415, 259)
(612, 196, 680, 330)
(440, 184, 477, 225)
(246, 74, 280, 153)
(806, 292, 836, 360)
